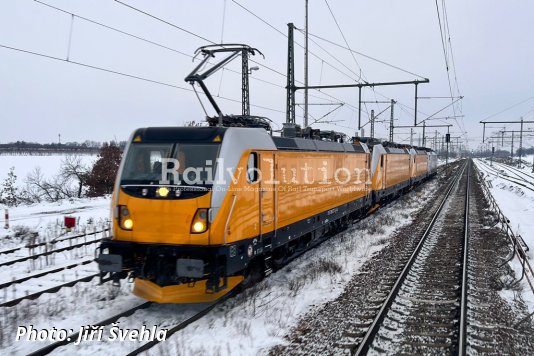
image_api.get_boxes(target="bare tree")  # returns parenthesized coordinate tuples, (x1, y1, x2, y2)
(22, 167, 77, 203)
(61, 155, 89, 198)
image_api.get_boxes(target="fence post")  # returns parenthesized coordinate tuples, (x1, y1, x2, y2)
(3, 209, 8, 229)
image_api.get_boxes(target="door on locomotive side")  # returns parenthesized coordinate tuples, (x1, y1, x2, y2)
(259, 152, 275, 238)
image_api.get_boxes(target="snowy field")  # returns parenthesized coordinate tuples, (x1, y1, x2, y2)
(474, 158, 534, 313)
(0, 154, 97, 188)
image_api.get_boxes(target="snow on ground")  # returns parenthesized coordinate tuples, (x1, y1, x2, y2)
(0, 196, 113, 355)
(1, 175, 441, 355)
(0, 197, 111, 243)
(474, 158, 534, 312)
(0, 154, 97, 188)
(438, 156, 461, 166)
(148, 180, 440, 356)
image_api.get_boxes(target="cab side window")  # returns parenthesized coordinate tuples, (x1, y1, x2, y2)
(247, 152, 258, 183)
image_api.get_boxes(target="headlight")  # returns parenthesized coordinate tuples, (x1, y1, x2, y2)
(118, 205, 133, 230)
(157, 187, 169, 197)
(191, 208, 208, 234)
(122, 218, 133, 230)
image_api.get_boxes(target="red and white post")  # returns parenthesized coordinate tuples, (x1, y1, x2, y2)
(4, 209, 9, 229)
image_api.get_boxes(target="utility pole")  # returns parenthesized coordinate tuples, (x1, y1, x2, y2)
(445, 128, 450, 165)
(410, 128, 414, 145)
(423, 121, 426, 147)
(304, 0, 309, 128)
(370, 109, 375, 139)
(286, 23, 295, 125)
(481, 119, 534, 143)
(511, 131, 514, 158)
(389, 99, 395, 142)
(414, 83, 418, 126)
(519, 117, 524, 168)
(396, 123, 451, 148)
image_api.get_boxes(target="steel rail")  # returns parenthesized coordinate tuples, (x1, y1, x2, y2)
(0, 238, 101, 268)
(0, 228, 108, 256)
(126, 290, 237, 356)
(355, 160, 467, 355)
(492, 161, 534, 184)
(476, 159, 534, 192)
(27, 301, 154, 356)
(458, 159, 471, 355)
(0, 272, 100, 308)
(0, 258, 94, 290)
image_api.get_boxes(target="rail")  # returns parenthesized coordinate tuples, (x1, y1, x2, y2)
(355, 160, 468, 355)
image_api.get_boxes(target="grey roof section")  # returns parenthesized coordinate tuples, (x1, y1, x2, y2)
(384, 147, 407, 154)
(272, 136, 366, 153)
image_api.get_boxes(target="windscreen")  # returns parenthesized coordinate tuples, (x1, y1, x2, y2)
(120, 143, 220, 186)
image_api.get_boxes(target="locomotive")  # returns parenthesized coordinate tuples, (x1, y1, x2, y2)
(96, 43, 437, 303)
(97, 124, 437, 303)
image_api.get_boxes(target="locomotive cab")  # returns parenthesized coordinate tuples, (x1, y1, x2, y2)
(97, 126, 276, 303)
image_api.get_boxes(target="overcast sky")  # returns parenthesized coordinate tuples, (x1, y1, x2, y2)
(1, 0, 534, 150)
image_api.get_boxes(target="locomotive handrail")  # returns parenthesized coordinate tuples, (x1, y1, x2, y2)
(224, 194, 238, 245)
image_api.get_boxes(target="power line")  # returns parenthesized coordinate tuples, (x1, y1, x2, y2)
(482, 95, 534, 121)
(231, 0, 362, 84)
(111, 0, 367, 118)
(434, 0, 466, 141)
(231, 0, 286, 38)
(220, 0, 227, 43)
(113, 0, 214, 44)
(323, 0, 363, 82)
(34, 1, 290, 93)
(231, 0, 429, 123)
(0, 44, 286, 114)
(442, 0, 461, 96)
(306, 32, 428, 80)
(295, 29, 361, 83)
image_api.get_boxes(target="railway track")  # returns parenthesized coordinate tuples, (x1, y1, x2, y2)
(327, 160, 470, 354)
(0, 272, 100, 308)
(0, 228, 108, 257)
(27, 290, 236, 355)
(0, 257, 94, 290)
(0, 238, 101, 269)
(492, 161, 534, 185)
(476, 159, 534, 192)
(27, 301, 154, 356)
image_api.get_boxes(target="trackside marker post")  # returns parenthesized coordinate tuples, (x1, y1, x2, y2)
(4, 209, 9, 229)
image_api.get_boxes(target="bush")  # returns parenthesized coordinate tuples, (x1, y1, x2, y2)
(0, 167, 18, 207)
(85, 143, 122, 197)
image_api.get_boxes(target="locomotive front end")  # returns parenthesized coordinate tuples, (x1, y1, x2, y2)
(96, 127, 243, 303)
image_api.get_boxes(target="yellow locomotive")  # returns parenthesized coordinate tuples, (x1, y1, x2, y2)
(97, 125, 437, 303)
(96, 43, 437, 303)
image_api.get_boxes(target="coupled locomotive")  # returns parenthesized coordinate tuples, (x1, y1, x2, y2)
(97, 125, 437, 303)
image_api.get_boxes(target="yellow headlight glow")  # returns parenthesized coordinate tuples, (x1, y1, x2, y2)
(158, 187, 170, 197)
(192, 221, 206, 233)
(122, 218, 133, 230)
(190, 208, 209, 233)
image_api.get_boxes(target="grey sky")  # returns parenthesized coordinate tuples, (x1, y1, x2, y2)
(1, 0, 534, 150)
